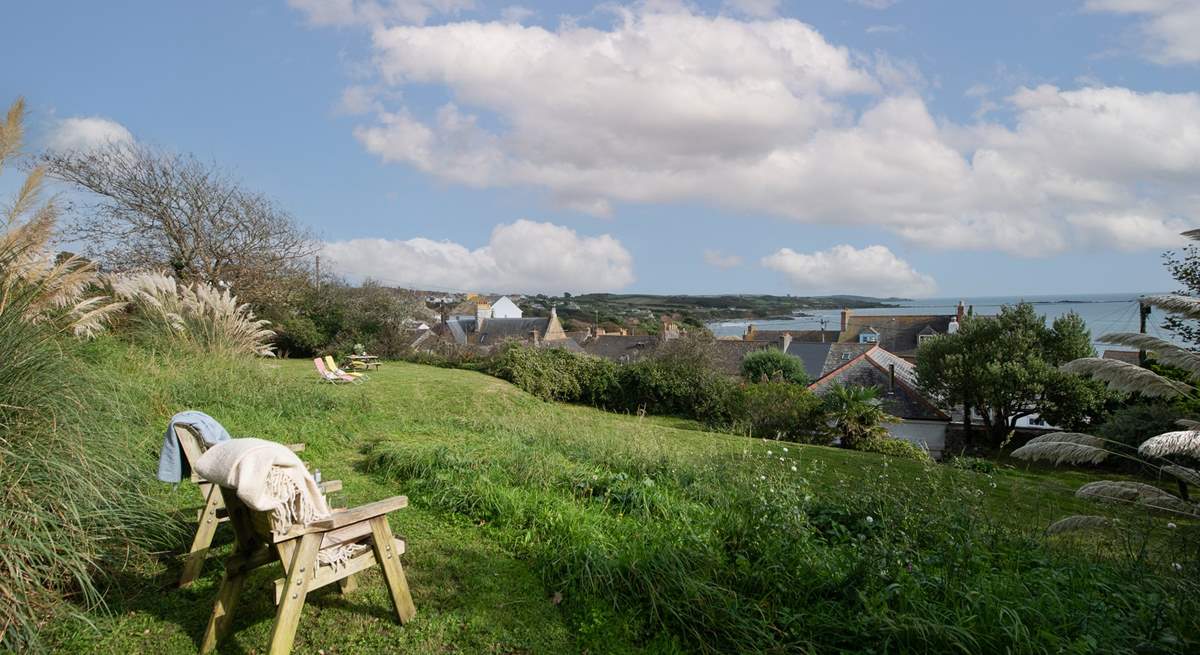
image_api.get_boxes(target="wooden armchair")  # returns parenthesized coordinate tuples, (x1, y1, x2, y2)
(173, 425, 343, 587)
(200, 487, 416, 655)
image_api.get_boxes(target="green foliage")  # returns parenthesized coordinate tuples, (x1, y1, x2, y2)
(1163, 242, 1200, 347)
(740, 349, 810, 384)
(916, 303, 1110, 445)
(823, 384, 894, 450)
(488, 343, 587, 402)
(855, 437, 932, 461)
(948, 455, 999, 474)
(1096, 401, 1200, 449)
(729, 382, 827, 442)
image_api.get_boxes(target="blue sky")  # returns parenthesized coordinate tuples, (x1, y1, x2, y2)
(3, 0, 1198, 297)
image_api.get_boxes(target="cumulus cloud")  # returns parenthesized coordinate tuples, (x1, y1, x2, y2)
(321, 219, 634, 293)
(288, 0, 474, 27)
(328, 4, 1200, 256)
(762, 245, 936, 297)
(1086, 0, 1200, 65)
(48, 117, 133, 151)
(703, 250, 743, 269)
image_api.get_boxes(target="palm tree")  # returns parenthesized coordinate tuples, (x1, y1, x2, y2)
(823, 385, 896, 450)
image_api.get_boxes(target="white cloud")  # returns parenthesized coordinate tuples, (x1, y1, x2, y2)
(1068, 211, 1190, 251)
(321, 219, 634, 293)
(48, 117, 133, 151)
(703, 250, 743, 269)
(762, 245, 937, 297)
(329, 4, 1200, 256)
(1086, 0, 1200, 64)
(288, 0, 474, 27)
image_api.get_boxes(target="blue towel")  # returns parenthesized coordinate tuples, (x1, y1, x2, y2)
(157, 411, 232, 483)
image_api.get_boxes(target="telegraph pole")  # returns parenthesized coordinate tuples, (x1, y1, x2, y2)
(1138, 299, 1151, 366)
(315, 255, 321, 294)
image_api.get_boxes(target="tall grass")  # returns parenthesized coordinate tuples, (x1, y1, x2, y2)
(363, 417, 1200, 653)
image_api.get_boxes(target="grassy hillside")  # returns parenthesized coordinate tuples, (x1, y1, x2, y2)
(46, 347, 1197, 653)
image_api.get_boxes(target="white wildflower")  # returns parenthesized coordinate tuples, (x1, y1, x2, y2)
(791, 465, 797, 472)
(1173, 562, 1184, 572)
(866, 516, 874, 525)
(1168, 522, 1178, 529)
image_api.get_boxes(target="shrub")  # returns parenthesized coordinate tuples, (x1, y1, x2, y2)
(729, 382, 828, 442)
(855, 436, 932, 462)
(948, 455, 999, 474)
(740, 350, 809, 385)
(488, 342, 586, 402)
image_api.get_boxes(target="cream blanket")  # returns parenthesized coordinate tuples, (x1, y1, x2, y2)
(195, 438, 362, 566)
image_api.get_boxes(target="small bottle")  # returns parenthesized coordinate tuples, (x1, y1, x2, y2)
(313, 469, 322, 484)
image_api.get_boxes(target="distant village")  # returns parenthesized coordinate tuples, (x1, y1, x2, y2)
(396, 293, 1138, 458)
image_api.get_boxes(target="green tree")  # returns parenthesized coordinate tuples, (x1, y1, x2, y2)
(740, 349, 810, 385)
(823, 385, 894, 450)
(916, 303, 1108, 446)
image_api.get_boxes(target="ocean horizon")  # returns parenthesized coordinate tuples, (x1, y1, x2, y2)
(707, 292, 1179, 350)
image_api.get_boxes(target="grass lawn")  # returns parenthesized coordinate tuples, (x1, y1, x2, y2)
(44, 355, 1196, 653)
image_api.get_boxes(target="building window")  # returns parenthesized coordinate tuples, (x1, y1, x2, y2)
(859, 333, 878, 344)
(918, 334, 935, 344)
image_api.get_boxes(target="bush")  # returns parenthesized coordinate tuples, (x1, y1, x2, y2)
(948, 455, 999, 474)
(855, 436, 932, 462)
(729, 382, 828, 442)
(488, 343, 585, 402)
(740, 350, 809, 385)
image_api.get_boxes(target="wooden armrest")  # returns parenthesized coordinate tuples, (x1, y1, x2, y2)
(318, 480, 342, 494)
(309, 495, 407, 530)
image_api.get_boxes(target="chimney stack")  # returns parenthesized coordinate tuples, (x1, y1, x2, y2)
(840, 308, 852, 332)
(745, 324, 757, 341)
(956, 300, 966, 324)
(529, 329, 540, 345)
(781, 332, 793, 352)
(550, 305, 558, 320)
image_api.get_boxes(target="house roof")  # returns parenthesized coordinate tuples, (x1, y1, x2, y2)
(1103, 350, 1140, 365)
(581, 334, 661, 362)
(810, 346, 948, 422)
(839, 314, 956, 357)
(444, 317, 553, 346)
(780, 342, 834, 380)
(749, 329, 841, 343)
(709, 340, 776, 376)
(821, 344, 874, 378)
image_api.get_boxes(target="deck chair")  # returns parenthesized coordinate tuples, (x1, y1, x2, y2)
(174, 425, 342, 587)
(324, 355, 366, 381)
(199, 458, 415, 654)
(314, 357, 357, 384)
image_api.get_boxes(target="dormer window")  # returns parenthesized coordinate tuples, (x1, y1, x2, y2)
(858, 329, 879, 344)
(918, 334, 935, 344)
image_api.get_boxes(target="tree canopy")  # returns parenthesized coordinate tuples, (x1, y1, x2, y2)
(916, 303, 1109, 445)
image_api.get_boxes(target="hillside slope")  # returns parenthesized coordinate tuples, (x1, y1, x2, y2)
(48, 353, 1196, 653)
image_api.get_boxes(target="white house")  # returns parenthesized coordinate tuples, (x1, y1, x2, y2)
(490, 296, 523, 319)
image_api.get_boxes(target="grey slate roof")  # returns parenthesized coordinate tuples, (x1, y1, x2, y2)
(582, 335, 661, 362)
(781, 342, 834, 381)
(444, 317, 552, 346)
(810, 347, 948, 422)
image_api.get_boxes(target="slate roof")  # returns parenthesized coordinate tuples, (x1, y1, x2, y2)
(709, 340, 775, 376)
(750, 329, 841, 343)
(780, 342, 834, 380)
(1103, 350, 1140, 365)
(810, 347, 948, 422)
(581, 334, 661, 363)
(821, 344, 874, 377)
(839, 314, 956, 358)
(444, 317, 552, 346)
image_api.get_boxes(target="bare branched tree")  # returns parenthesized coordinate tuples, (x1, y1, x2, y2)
(41, 142, 317, 307)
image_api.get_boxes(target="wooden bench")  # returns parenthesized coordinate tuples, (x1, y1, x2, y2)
(200, 482, 415, 654)
(174, 425, 342, 587)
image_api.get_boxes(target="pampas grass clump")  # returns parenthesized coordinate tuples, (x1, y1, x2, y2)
(107, 271, 275, 356)
(1139, 431, 1200, 460)
(1076, 480, 1197, 516)
(1045, 515, 1113, 536)
(1010, 432, 1109, 465)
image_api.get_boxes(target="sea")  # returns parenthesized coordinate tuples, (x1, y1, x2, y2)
(706, 292, 1179, 351)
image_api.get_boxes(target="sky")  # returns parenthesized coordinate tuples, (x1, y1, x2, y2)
(3, 0, 1199, 298)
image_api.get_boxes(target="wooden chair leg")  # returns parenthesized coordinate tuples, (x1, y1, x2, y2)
(338, 573, 358, 595)
(199, 569, 246, 654)
(180, 484, 223, 587)
(268, 533, 321, 655)
(369, 516, 416, 624)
